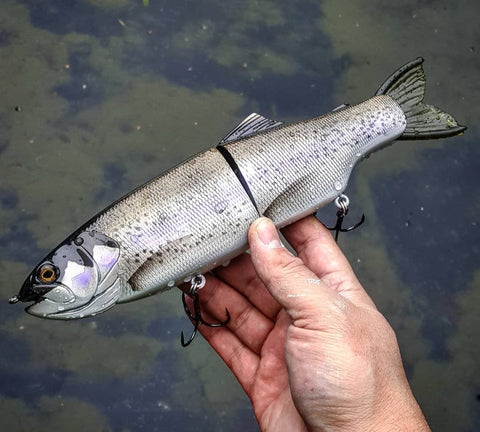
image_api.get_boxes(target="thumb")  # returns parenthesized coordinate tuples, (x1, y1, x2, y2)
(248, 218, 341, 325)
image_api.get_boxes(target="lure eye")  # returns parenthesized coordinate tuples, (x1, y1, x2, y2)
(37, 265, 57, 283)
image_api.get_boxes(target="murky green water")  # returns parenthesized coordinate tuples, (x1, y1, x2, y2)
(1, 1, 479, 431)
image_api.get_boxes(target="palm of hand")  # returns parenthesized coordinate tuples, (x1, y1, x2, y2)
(195, 259, 307, 431)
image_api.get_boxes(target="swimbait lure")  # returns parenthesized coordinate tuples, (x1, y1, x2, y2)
(10, 58, 465, 320)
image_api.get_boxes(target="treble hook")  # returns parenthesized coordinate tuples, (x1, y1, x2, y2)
(180, 274, 230, 347)
(325, 194, 365, 242)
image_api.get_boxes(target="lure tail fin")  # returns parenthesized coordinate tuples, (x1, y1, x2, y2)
(376, 57, 466, 139)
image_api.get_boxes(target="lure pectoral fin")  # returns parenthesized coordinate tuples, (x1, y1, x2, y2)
(11, 58, 466, 320)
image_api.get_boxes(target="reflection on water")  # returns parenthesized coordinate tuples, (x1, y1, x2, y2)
(1, 0, 479, 431)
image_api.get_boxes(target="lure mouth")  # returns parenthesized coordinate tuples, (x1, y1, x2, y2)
(8, 279, 56, 313)
(11, 276, 78, 319)
(20, 278, 124, 320)
(14, 273, 56, 303)
(26, 297, 74, 319)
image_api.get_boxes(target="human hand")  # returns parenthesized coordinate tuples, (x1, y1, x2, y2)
(195, 216, 430, 432)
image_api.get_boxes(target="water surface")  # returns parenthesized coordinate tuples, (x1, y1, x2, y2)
(1, 1, 479, 431)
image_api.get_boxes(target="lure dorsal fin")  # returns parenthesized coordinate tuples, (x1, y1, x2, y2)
(219, 113, 283, 144)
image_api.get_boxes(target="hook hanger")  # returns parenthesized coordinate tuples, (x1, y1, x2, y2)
(180, 274, 230, 347)
(325, 194, 365, 242)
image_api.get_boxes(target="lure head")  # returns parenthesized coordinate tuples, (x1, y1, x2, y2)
(12, 230, 123, 319)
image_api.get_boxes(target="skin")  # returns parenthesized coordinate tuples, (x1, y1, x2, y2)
(190, 216, 431, 432)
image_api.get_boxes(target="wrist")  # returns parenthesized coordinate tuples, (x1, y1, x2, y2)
(369, 390, 430, 432)
(303, 382, 430, 432)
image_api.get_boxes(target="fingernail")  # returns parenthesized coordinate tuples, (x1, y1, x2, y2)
(256, 218, 283, 249)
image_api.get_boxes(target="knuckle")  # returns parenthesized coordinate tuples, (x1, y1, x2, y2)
(232, 303, 253, 332)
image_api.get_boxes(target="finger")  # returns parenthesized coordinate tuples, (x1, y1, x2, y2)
(199, 323, 260, 395)
(248, 218, 342, 327)
(188, 274, 275, 354)
(212, 253, 282, 320)
(282, 216, 376, 309)
(200, 309, 291, 404)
